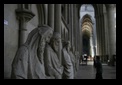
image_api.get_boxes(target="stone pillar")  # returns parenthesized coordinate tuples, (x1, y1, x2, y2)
(76, 6, 80, 53)
(102, 14, 106, 62)
(96, 15, 100, 56)
(54, 4, 62, 64)
(67, 4, 72, 43)
(99, 14, 103, 62)
(15, 7, 35, 47)
(79, 19, 82, 55)
(44, 4, 48, 25)
(64, 4, 67, 23)
(68, 4, 72, 43)
(106, 4, 116, 65)
(71, 4, 74, 48)
(90, 36, 93, 57)
(100, 14, 106, 62)
(55, 4, 61, 33)
(73, 4, 77, 51)
(19, 18, 27, 46)
(48, 4, 54, 29)
(104, 11, 110, 62)
(98, 16, 102, 57)
(93, 21, 97, 56)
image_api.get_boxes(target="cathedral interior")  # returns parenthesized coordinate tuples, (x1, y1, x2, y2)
(4, 4, 116, 79)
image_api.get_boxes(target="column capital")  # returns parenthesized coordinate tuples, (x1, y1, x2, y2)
(15, 8, 35, 22)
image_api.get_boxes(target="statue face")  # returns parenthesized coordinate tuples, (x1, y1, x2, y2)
(53, 38, 60, 53)
(66, 42, 71, 51)
(46, 30, 53, 43)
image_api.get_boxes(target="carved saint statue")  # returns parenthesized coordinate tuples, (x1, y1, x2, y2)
(62, 41, 74, 79)
(11, 25, 53, 79)
(44, 32, 63, 79)
(75, 51, 80, 72)
(66, 41, 75, 78)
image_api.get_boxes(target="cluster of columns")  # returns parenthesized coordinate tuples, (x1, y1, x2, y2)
(106, 4, 116, 65)
(96, 4, 116, 65)
(17, 4, 81, 65)
(48, 4, 80, 65)
(17, 4, 116, 66)
(48, 4, 62, 64)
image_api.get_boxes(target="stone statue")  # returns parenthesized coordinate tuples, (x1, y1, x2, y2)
(66, 41, 75, 78)
(44, 32, 63, 79)
(11, 25, 54, 79)
(62, 41, 74, 79)
(75, 51, 80, 72)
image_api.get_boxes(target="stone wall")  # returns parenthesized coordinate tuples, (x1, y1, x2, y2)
(4, 4, 40, 78)
(4, 4, 19, 78)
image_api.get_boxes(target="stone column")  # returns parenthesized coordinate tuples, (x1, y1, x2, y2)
(106, 4, 116, 65)
(19, 18, 27, 46)
(44, 4, 48, 25)
(15, 7, 35, 47)
(98, 16, 102, 57)
(64, 4, 67, 23)
(99, 14, 103, 62)
(96, 22, 98, 55)
(100, 14, 106, 62)
(102, 14, 106, 62)
(68, 4, 72, 43)
(70, 4, 74, 48)
(93, 21, 97, 56)
(55, 4, 61, 33)
(54, 4, 62, 64)
(76, 6, 80, 53)
(73, 4, 77, 51)
(79, 19, 82, 55)
(103, 10, 109, 62)
(48, 4, 54, 29)
(96, 15, 100, 56)
(90, 36, 93, 57)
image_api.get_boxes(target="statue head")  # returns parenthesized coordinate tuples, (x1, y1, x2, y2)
(38, 25, 54, 43)
(50, 32, 61, 53)
(37, 25, 54, 63)
(25, 25, 54, 63)
(25, 25, 53, 48)
(67, 41, 71, 51)
(62, 40, 71, 52)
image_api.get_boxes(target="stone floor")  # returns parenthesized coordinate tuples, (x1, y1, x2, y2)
(75, 61, 116, 79)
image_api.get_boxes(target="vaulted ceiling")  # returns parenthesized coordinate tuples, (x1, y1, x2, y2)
(81, 14, 93, 38)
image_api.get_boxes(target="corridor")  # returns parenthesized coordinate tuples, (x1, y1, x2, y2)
(4, 4, 116, 79)
(75, 61, 116, 79)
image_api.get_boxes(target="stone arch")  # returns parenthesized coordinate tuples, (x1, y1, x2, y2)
(79, 4, 99, 56)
